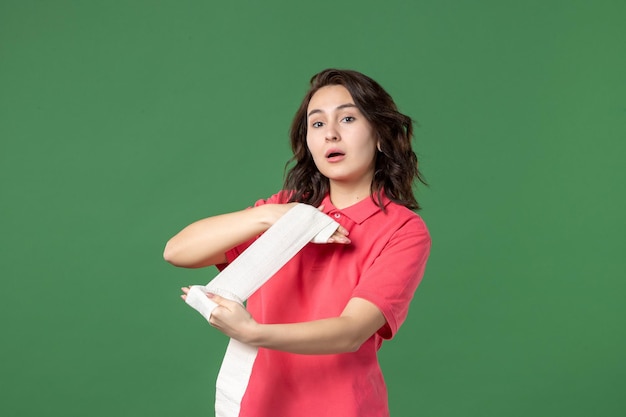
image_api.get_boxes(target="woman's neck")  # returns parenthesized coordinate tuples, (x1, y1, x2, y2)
(329, 181, 372, 210)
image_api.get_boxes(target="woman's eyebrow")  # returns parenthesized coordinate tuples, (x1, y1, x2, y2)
(307, 103, 357, 117)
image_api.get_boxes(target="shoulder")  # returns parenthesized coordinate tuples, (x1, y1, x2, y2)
(252, 190, 293, 206)
(376, 201, 430, 239)
(351, 200, 431, 265)
(364, 202, 431, 259)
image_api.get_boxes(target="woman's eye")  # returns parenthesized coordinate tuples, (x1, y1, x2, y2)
(311, 121, 323, 128)
(342, 116, 355, 123)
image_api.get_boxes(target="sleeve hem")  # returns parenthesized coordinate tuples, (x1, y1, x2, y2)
(351, 290, 397, 340)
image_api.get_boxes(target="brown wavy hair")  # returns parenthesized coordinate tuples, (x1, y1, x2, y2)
(284, 68, 426, 210)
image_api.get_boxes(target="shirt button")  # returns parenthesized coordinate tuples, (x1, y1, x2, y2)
(334, 213, 341, 219)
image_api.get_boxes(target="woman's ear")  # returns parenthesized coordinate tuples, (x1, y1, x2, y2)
(377, 141, 382, 152)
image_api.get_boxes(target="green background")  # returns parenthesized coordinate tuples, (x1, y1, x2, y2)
(1, 1, 624, 416)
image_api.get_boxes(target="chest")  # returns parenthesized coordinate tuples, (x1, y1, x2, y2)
(249, 224, 393, 321)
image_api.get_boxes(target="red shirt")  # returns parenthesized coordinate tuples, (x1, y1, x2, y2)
(223, 192, 431, 417)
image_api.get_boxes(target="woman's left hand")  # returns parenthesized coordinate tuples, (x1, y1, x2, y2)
(181, 287, 259, 343)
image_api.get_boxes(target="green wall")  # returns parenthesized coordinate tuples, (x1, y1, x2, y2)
(1, 1, 624, 416)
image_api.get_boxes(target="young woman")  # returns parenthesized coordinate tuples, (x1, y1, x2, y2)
(164, 69, 431, 417)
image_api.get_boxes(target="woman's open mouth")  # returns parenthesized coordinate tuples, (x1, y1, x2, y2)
(325, 149, 345, 162)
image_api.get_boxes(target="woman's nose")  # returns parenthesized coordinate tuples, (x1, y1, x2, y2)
(325, 124, 340, 141)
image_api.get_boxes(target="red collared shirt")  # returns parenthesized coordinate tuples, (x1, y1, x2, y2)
(224, 192, 431, 417)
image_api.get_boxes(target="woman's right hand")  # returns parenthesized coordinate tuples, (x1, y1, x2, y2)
(259, 202, 300, 227)
(262, 203, 350, 244)
(317, 205, 350, 244)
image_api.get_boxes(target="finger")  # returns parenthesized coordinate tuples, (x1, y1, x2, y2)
(208, 314, 218, 327)
(331, 238, 350, 244)
(330, 230, 351, 244)
(181, 287, 190, 294)
(208, 305, 230, 325)
(317, 204, 325, 211)
(206, 292, 229, 307)
(208, 294, 243, 312)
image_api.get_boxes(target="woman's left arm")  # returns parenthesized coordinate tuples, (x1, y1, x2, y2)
(181, 289, 385, 354)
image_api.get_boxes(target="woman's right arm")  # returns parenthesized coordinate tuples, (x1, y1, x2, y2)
(163, 203, 297, 268)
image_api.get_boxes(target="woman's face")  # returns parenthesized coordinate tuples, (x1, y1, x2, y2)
(305, 85, 378, 194)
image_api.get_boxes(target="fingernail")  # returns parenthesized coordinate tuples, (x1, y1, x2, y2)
(206, 293, 215, 298)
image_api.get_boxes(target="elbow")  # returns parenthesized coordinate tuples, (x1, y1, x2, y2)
(342, 334, 367, 353)
(162, 239, 180, 265)
(163, 239, 216, 268)
(343, 344, 361, 354)
(347, 341, 365, 353)
(340, 342, 363, 354)
(333, 316, 379, 353)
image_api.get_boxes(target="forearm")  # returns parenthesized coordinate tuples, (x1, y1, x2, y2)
(242, 298, 386, 355)
(164, 204, 289, 268)
(248, 317, 367, 354)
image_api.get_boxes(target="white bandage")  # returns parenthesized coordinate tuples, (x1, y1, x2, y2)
(185, 204, 339, 417)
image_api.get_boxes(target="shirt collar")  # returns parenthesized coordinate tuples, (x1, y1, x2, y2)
(321, 192, 391, 225)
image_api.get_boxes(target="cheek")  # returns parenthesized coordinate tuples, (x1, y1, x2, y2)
(360, 131, 378, 157)
(305, 135, 320, 156)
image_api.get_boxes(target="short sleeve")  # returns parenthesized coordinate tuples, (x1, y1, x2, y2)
(351, 216, 431, 339)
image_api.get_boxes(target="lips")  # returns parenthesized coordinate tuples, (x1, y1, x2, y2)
(324, 148, 346, 163)
(325, 148, 345, 159)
